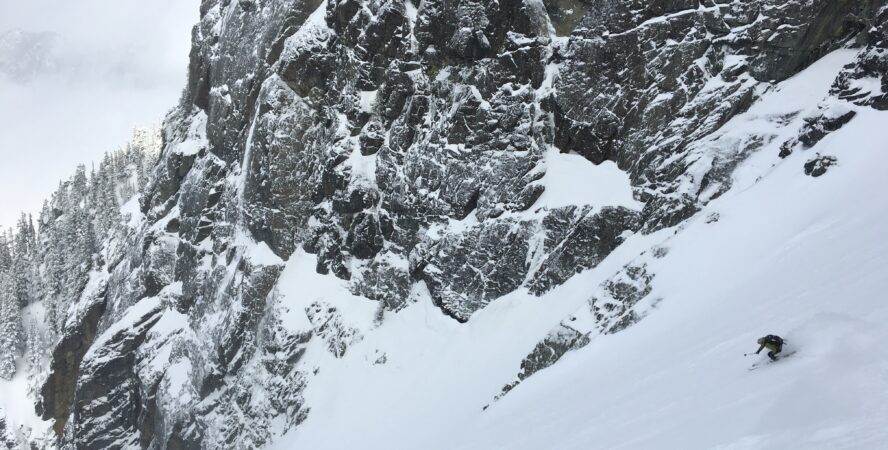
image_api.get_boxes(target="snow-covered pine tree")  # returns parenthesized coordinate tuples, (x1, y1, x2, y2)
(0, 233, 11, 273)
(10, 213, 35, 307)
(28, 127, 160, 334)
(0, 409, 18, 449)
(0, 272, 23, 380)
(25, 317, 47, 369)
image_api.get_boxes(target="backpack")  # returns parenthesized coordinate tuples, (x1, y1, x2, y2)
(764, 335, 783, 346)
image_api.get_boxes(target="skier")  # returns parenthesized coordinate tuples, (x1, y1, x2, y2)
(754, 335, 784, 361)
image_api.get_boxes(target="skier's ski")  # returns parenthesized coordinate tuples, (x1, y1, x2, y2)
(748, 351, 797, 371)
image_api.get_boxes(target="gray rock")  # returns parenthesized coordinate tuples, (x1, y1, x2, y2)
(68, 303, 163, 449)
(38, 291, 107, 437)
(589, 263, 655, 334)
(527, 206, 642, 295)
(497, 323, 591, 400)
(804, 154, 838, 177)
(494, 260, 657, 404)
(798, 110, 858, 149)
(832, 7, 888, 110)
(305, 301, 361, 358)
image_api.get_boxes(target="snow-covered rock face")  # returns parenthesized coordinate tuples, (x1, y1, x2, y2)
(169, 0, 883, 319)
(32, 0, 888, 448)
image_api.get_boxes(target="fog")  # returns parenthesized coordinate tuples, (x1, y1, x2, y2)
(0, 0, 199, 229)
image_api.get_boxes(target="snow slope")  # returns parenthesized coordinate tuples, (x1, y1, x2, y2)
(0, 304, 52, 443)
(463, 111, 888, 450)
(266, 48, 888, 450)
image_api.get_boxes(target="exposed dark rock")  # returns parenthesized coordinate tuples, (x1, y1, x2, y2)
(349, 256, 411, 312)
(497, 323, 591, 400)
(528, 207, 643, 294)
(779, 139, 798, 159)
(415, 205, 640, 321)
(38, 291, 107, 437)
(804, 154, 838, 177)
(494, 260, 659, 404)
(589, 263, 656, 334)
(746, 0, 880, 82)
(68, 302, 164, 449)
(333, 188, 380, 215)
(831, 5, 888, 110)
(778, 101, 857, 161)
(416, 219, 533, 322)
(798, 109, 858, 148)
(652, 246, 670, 258)
(305, 301, 361, 358)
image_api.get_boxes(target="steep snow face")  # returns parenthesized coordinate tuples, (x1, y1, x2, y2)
(464, 114, 888, 450)
(264, 45, 888, 450)
(28, 0, 888, 448)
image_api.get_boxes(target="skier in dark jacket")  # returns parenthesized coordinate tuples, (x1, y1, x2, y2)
(755, 335, 784, 361)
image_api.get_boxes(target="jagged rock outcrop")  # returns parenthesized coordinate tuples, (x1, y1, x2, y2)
(494, 323, 591, 402)
(68, 302, 164, 449)
(779, 105, 858, 158)
(588, 263, 657, 334)
(305, 301, 362, 357)
(832, 5, 888, 110)
(804, 154, 839, 177)
(415, 206, 640, 321)
(38, 291, 107, 437)
(494, 258, 659, 401)
(34, 0, 888, 448)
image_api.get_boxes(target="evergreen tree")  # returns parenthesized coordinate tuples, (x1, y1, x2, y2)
(2, 127, 161, 338)
(24, 317, 49, 374)
(0, 409, 18, 448)
(0, 234, 10, 273)
(10, 213, 35, 307)
(0, 273, 23, 380)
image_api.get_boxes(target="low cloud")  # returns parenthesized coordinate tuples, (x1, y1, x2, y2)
(0, 0, 199, 228)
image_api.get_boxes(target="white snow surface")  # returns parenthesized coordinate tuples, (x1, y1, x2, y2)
(170, 110, 209, 156)
(533, 147, 642, 211)
(0, 303, 52, 441)
(0, 367, 40, 438)
(265, 48, 888, 449)
(120, 194, 145, 228)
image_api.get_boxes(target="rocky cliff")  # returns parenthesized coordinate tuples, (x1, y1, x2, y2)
(33, 0, 888, 448)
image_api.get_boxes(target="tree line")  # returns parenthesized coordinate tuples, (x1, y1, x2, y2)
(0, 128, 160, 380)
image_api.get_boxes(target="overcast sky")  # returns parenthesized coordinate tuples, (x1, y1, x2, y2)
(0, 0, 199, 230)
